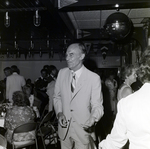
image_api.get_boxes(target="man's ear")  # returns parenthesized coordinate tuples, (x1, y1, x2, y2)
(80, 53, 85, 60)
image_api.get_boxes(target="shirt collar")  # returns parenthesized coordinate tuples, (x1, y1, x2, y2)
(13, 72, 18, 74)
(72, 65, 84, 79)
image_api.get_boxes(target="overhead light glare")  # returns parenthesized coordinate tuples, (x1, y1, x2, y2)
(115, 4, 119, 8)
(33, 10, 41, 27)
(4, 12, 10, 28)
(5, 0, 9, 6)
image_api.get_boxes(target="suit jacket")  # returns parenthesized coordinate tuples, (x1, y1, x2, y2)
(6, 72, 26, 102)
(53, 66, 103, 144)
(46, 80, 56, 112)
(100, 83, 150, 149)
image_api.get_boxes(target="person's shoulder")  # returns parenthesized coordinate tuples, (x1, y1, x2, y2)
(84, 67, 99, 77)
(47, 80, 55, 88)
(59, 67, 69, 74)
(18, 74, 25, 78)
(119, 83, 130, 90)
(84, 68, 101, 83)
(122, 86, 132, 92)
(60, 67, 68, 71)
(118, 88, 136, 109)
(24, 106, 34, 113)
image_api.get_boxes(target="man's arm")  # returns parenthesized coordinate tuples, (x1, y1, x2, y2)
(53, 69, 68, 128)
(53, 70, 62, 116)
(84, 74, 104, 128)
(90, 75, 104, 122)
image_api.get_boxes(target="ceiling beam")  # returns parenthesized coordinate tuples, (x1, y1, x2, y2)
(58, 0, 150, 11)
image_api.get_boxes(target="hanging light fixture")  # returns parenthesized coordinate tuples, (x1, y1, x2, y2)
(33, 10, 41, 27)
(4, 12, 10, 28)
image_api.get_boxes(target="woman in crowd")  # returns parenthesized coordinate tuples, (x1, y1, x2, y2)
(117, 64, 137, 101)
(117, 65, 137, 149)
(104, 70, 118, 116)
(4, 91, 36, 144)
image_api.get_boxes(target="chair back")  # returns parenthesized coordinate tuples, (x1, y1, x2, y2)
(39, 111, 54, 127)
(40, 104, 48, 120)
(12, 122, 38, 149)
(37, 111, 58, 149)
(13, 122, 37, 134)
(0, 134, 7, 148)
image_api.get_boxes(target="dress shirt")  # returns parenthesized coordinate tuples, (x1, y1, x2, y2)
(71, 65, 84, 85)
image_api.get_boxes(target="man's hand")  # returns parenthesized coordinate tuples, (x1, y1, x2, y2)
(57, 112, 68, 128)
(82, 117, 95, 133)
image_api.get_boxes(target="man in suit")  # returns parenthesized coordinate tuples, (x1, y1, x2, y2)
(6, 65, 25, 103)
(53, 42, 104, 149)
(99, 47, 150, 149)
(0, 67, 12, 102)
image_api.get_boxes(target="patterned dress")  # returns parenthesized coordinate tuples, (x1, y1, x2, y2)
(4, 106, 35, 143)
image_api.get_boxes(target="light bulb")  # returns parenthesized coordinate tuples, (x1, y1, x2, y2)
(4, 12, 10, 28)
(33, 10, 41, 27)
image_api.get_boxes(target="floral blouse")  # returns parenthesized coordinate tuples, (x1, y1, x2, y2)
(4, 106, 35, 143)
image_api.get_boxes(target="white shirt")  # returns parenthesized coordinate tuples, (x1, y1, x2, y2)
(71, 65, 84, 85)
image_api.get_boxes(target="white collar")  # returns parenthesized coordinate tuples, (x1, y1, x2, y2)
(13, 72, 18, 74)
(72, 65, 84, 79)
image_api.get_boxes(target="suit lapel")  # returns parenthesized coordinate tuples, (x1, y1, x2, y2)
(71, 67, 87, 99)
(65, 69, 72, 100)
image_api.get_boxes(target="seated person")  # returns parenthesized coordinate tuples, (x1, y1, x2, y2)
(23, 84, 41, 118)
(4, 91, 36, 144)
(25, 78, 34, 94)
(34, 68, 49, 115)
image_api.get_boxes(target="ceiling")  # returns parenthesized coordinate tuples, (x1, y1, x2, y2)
(57, 0, 150, 40)
(0, 0, 150, 57)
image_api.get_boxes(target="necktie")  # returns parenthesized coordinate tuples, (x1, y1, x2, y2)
(71, 72, 76, 92)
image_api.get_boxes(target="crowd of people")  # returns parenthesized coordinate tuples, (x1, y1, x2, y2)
(99, 47, 150, 149)
(0, 64, 58, 148)
(1, 42, 150, 149)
